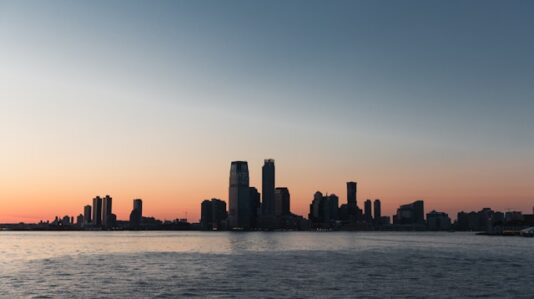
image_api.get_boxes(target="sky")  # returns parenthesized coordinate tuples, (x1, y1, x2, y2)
(1, 0, 533, 223)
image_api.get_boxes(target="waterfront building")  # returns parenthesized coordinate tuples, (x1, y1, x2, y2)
(426, 210, 451, 230)
(102, 195, 113, 228)
(200, 198, 228, 230)
(249, 187, 261, 228)
(229, 161, 250, 229)
(373, 199, 381, 225)
(347, 181, 357, 217)
(83, 205, 92, 225)
(262, 159, 275, 217)
(364, 199, 372, 223)
(92, 196, 103, 227)
(275, 187, 290, 216)
(393, 200, 425, 225)
(130, 199, 143, 228)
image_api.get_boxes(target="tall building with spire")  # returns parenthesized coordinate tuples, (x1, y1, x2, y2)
(229, 161, 250, 229)
(262, 159, 275, 216)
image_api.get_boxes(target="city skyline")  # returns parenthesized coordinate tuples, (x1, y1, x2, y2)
(1, 1, 534, 223)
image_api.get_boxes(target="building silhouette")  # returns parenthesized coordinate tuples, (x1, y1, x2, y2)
(309, 192, 339, 227)
(102, 195, 113, 228)
(249, 187, 261, 228)
(275, 187, 290, 216)
(364, 199, 372, 223)
(229, 161, 250, 229)
(92, 196, 102, 226)
(393, 200, 425, 225)
(262, 159, 275, 217)
(373, 199, 381, 225)
(129, 199, 143, 228)
(427, 210, 451, 230)
(83, 205, 92, 225)
(347, 181, 357, 216)
(200, 198, 227, 230)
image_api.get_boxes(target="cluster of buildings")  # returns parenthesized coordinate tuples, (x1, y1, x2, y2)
(199, 159, 534, 233)
(48, 196, 144, 230)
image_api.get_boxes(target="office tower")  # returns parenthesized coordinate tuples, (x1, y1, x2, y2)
(327, 194, 339, 221)
(83, 205, 92, 225)
(200, 200, 213, 230)
(229, 161, 250, 229)
(249, 187, 260, 228)
(347, 181, 357, 215)
(201, 198, 228, 230)
(373, 199, 381, 224)
(130, 199, 143, 228)
(76, 214, 84, 226)
(309, 192, 339, 225)
(426, 210, 452, 230)
(262, 159, 275, 216)
(275, 187, 290, 216)
(102, 195, 113, 228)
(92, 196, 103, 226)
(211, 198, 227, 230)
(393, 200, 425, 225)
(364, 199, 372, 223)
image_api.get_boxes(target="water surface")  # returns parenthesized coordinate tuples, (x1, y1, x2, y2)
(0, 232, 532, 298)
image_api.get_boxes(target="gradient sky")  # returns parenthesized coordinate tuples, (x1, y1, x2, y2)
(1, 0, 533, 223)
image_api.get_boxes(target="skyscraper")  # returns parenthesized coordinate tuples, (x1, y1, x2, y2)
(229, 161, 250, 229)
(275, 187, 290, 216)
(364, 199, 372, 223)
(130, 199, 143, 228)
(83, 205, 92, 225)
(200, 198, 228, 230)
(249, 187, 260, 228)
(102, 195, 113, 228)
(373, 199, 381, 225)
(347, 181, 357, 215)
(92, 196, 102, 227)
(262, 159, 275, 217)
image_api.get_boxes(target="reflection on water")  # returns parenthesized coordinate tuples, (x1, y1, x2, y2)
(0, 232, 532, 298)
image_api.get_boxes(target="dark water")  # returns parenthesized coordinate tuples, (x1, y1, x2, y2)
(0, 231, 532, 298)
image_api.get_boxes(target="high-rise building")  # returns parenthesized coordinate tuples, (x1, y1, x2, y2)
(249, 187, 261, 228)
(102, 195, 113, 228)
(200, 198, 228, 230)
(393, 200, 425, 225)
(309, 192, 338, 225)
(130, 199, 143, 228)
(262, 159, 275, 217)
(92, 196, 103, 227)
(364, 199, 372, 223)
(229, 161, 250, 229)
(275, 187, 290, 216)
(373, 199, 381, 224)
(83, 205, 92, 225)
(347, 181, 357, 215)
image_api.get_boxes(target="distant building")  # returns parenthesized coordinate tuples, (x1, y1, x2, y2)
(129, 199, 143, 228)
(426, 210, 451, 230)
(262, 159, 275, 217)
(373, 199, 381, 225)
(102, 195, 113, 228)
(229, 161, 250, 229)
(347, 181, 357, 217)
(309, 192, 339, 226)
(393, 200, 425, 225)
(200, 198, 227, 230)
(364, 199, 372, 223)
(275, 187, 290, 216)
(83, 205, 92, 225)
(249, 187, 261, 228)
(76, 214, 84, 226)
(92, 196, 103, 227)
